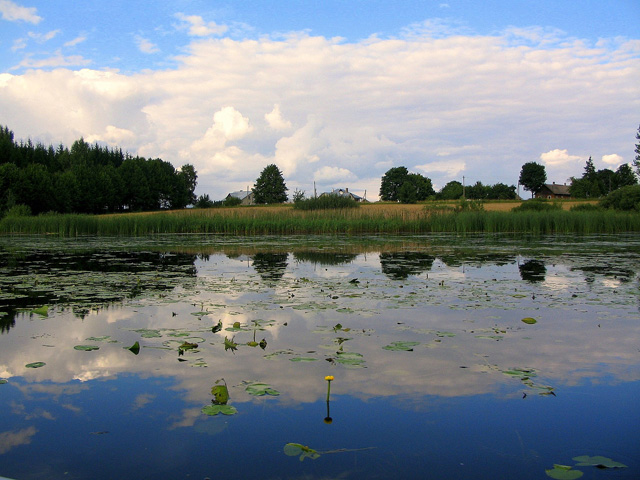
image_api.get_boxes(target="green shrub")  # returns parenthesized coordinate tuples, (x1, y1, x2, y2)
(293, 195, 360, 210)
(599, 185, 640, 211)
(224, 196, 242, 207)
(4, 204, 32, 217)
(570, 203, 602, 212)
(511, 199, 562, 212)
(455, 199, 485, 212)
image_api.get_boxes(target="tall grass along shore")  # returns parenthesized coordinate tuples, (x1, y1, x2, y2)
(1, 203, 639, 236)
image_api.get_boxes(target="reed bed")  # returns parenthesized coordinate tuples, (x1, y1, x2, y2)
(1, 206, 638, 236)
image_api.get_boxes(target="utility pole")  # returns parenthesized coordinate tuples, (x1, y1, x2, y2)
(462, 176, 466, 199)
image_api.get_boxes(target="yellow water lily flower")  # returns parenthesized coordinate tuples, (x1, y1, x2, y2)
(325, 375, 334, 381)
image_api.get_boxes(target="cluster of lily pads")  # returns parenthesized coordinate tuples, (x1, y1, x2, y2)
(546, 456, 627, 479)
(201, 378, 280, 417)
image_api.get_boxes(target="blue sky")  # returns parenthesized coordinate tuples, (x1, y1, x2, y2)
(1, 0, 639, 200)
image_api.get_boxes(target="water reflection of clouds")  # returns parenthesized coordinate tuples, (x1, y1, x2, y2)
(0, 426, 38, 455)
(1, 245, 639, 430)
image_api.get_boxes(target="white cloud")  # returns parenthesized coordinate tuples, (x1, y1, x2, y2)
(28, 29, 60, 43)
(135, 35, 159, 54)
(0, 0, 41, 24)
(416, 160, 466, 177)
(174, 13, 228, 37)
(264, 104, 292, 130)
(540, 149, 583, 167)
(313, 166, 356, 183)
(13, 50, 91, 69)
(86, 125, 136, 146)
(602, 153, 623, 166)
(0, 26, 638, 201)
(64, 35, 87, 48)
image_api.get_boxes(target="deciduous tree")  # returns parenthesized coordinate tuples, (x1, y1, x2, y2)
(252, 164, 288, 204)
(518, 162, 547, 198)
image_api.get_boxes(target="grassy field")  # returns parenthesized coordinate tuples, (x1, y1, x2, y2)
(2, 199, 636, 236)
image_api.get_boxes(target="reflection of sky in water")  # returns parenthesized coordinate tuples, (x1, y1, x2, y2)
(0, 236, 639, 479)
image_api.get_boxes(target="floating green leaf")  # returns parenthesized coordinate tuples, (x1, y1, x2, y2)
(283, 443, 321, 462)
(521, 317, 537, 325)
(244, 381, 280, 396)
(74, 345, 100, 351)
(179, 341, 198, 350)
(32, 305, 49, 317)
(212, 320, 222, 333)
(545, 465, 583, 479)
(132, 328, 162, 338)
(572, 455, 627, 468)
(335, 351, 365, 367)
(290, 357, 317, 362)
(0, 379, 8, 384)
(201, 404, 237, 416)
(25, 362, 46, 368)
(211, 381, 230, 404)
(127, 341, 140, 355)
(224, 336, 238, 352)
(383, 341, 420, 351)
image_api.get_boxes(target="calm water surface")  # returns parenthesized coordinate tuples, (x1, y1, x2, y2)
(0, 234, 638, 479)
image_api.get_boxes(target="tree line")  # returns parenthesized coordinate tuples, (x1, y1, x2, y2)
(379, 166, 517, 203)
(518, 125, 640, 198)
(0, 126, 197, 215)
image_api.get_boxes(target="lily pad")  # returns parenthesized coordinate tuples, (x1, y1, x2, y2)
(545, 465, 583, 479)
(383, 341, 420, 351)
(0, 379, 8, 384)
(25, 362, 46, 368)
(32, 305, 49, 317)
(521, 317, 537, 325)
(74, 345, 100, 351)
(211, 383, 230, 404)
(178, 341, 198, 350)
(290, 357, 318, 362)
(334, 351, 365, 367)
(127, 341, 140, 355)
(201, 404, 237, 416)
(283, 443, 321, 461)
(132, 328, 162, 338)
(572, 455, 627, 468)
(244, 381, 280, 396)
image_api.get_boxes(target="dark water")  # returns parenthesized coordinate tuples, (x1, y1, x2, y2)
(0, 234, 638, 479)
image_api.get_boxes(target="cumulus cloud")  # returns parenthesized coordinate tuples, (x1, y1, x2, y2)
(416, 160, 466, 177)
(602, 153, 623, 166)
(313, 166, 356, 183)
(0, 0, 41, 24)
(1, 24, 639, 201)
(264, 104, 292, 130)
(175, 13, 228, 37)
(86, 125, 136, 146)
(540, 149, 583, 166)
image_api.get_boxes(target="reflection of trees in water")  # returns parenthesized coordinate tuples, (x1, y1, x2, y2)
(0, 250, 199, 331)
(380, 252, 435, 279)
(252, 253, 289, 281)
(0, 315, 15, 333)
(438, 253, 514, 268)
(519, 259, 546, 282)
(293, 251, 358, 266)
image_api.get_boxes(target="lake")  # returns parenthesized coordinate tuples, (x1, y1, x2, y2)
(0, 234, 638, 479)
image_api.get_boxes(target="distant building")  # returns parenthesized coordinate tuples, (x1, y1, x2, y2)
(226, 190, 255, 205)
(535, 183, 571, 199)
(319, 188, 365, 202)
